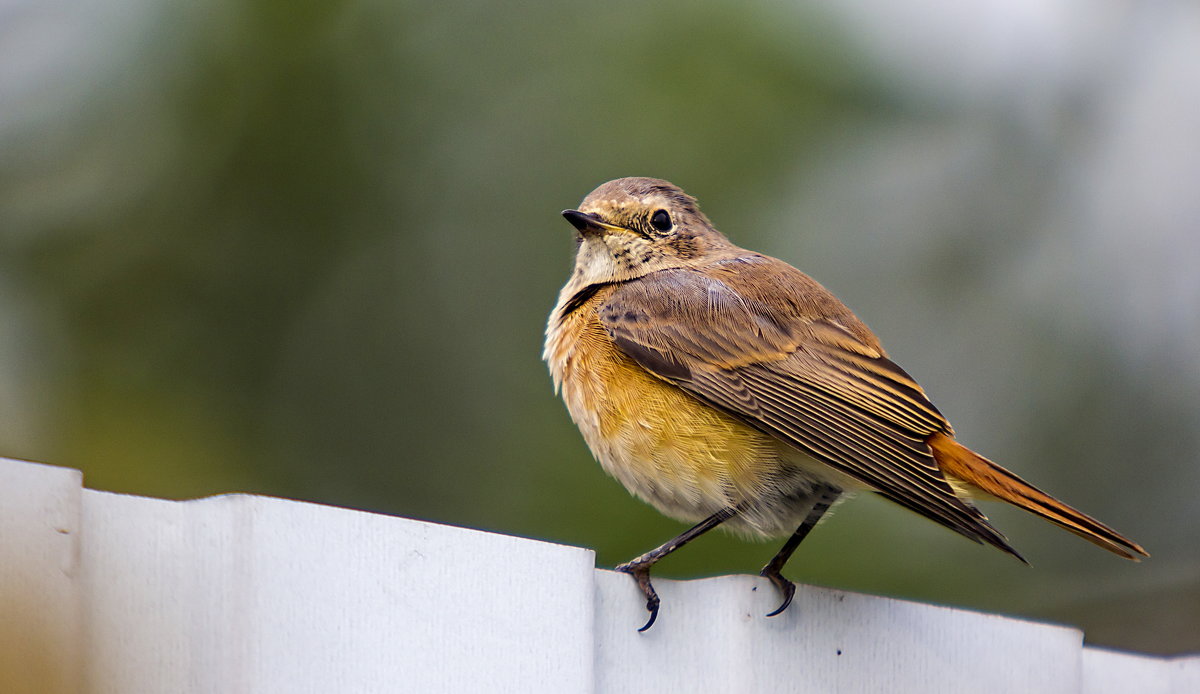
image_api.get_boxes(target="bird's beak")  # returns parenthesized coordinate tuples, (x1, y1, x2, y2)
(562, 209, 630, 235)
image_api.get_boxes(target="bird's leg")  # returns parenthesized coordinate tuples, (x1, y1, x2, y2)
(760, 485, 840, 617)
(615, 507, 737, 631)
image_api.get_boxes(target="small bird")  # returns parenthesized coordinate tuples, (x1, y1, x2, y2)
(544, 177, 1147, 631)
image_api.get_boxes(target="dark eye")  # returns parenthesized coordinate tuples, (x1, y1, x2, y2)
(649, 209, 672, 232)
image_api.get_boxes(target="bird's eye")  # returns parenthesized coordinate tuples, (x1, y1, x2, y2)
(649, 209, 672, 232)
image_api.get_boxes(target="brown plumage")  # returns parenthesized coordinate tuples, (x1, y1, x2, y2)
(544, 177, 1147, 630)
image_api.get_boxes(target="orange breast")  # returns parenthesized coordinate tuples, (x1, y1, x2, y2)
(545, 287, 787, 526)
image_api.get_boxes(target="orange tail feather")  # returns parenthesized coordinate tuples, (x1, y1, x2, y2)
(928, 432, 1148, 560)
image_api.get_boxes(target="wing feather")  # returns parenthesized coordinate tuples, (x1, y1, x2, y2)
(600, 260, 1020, 555)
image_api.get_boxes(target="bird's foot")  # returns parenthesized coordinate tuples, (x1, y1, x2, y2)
(760, 566, 796, 618)
(615, 559, 661, 632)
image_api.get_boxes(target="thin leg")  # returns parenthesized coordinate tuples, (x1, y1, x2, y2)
(760, 485, 840, 617)
(615, 507, 737, 632)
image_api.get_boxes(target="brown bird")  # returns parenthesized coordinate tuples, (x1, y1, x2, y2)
(544, 177, 1147, 631)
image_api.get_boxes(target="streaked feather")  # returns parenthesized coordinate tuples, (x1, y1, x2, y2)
(599, 257, 1023, 557)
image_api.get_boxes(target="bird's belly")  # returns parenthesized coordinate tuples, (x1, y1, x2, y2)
(546, 307, 851, 537)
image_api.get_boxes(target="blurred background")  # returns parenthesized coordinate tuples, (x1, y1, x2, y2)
(2, 0, 1197, 654)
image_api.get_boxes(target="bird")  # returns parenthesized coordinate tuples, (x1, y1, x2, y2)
(543, 176, 1147, 631)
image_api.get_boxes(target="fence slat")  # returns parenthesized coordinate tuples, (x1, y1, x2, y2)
(81, 490, 596, 693)
(0, 457, 1195, 693)
(0, 459, 83, 694)
(595, 571, 1083, 694)
(1082, 649, 1200, 694)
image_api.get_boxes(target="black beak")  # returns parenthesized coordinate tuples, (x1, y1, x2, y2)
(562, 209, 639, 237)
(562, 209, 601, 233)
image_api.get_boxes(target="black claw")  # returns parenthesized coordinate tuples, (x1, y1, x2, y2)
(617, 561, 662, 631)
(761, 569, 796, 617)
(637, 599, 660, 632)
(609, 509, 739, 632)
(756, 487, 839, 619)
(765, 581, 795, 617)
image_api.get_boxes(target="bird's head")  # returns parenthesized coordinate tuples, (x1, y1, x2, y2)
(561, 177, 735, 286)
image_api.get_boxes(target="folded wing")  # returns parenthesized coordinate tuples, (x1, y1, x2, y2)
(599, 257, 1023, 559)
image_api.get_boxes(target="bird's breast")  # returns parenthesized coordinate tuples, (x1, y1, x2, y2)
(544, 285, 814, 530)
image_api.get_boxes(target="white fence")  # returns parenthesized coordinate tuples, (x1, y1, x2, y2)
(0, 457, 1195, 693)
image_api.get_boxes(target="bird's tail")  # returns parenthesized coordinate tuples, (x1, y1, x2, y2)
(928, 432, 1148, 560)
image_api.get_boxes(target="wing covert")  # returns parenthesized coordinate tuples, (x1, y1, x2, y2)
(599, 261, 1015, 551)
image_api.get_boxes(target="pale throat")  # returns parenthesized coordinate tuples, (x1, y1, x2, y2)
(570, 234, 662, 286)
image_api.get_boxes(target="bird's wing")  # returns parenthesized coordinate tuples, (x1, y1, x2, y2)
(599, 257, 1020, 557)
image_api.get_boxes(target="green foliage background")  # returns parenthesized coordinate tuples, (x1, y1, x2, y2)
(3, 0, 1197, 653)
